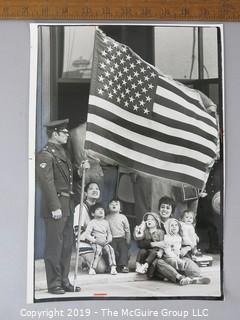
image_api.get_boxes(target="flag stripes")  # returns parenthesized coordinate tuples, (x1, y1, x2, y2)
(85, 28, 218, 188)
(85, 137, 205, 188)
(86, 122, 207, 171)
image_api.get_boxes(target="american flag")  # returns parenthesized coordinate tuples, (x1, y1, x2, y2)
(85, 28, 218, 189)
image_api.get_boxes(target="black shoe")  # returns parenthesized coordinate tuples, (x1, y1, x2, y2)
(62, 283, 81, 292)
(48, 286, 65, 294)
(119, 266, 129, 273)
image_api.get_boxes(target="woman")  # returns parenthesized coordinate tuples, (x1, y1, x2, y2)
(73, 181, 107, 273)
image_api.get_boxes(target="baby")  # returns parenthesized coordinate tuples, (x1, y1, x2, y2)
(180, 210, 200, 255)
(106, 199, 131, 273)
(134, 212, 165, 274)
(84, 202, 117, 275)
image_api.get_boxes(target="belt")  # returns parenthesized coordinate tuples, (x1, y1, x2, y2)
(57, 191, 74, 198)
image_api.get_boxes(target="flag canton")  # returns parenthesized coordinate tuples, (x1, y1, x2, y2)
(93, 31, 159, 117)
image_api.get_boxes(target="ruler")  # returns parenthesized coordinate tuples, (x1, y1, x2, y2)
(0, 0, 240, 20)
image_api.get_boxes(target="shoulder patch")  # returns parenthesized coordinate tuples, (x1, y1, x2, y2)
(39, 162, 47, 169)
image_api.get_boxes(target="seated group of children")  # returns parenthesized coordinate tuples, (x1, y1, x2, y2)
(134, 210, 199, 275)
(81, 195, 200, 279)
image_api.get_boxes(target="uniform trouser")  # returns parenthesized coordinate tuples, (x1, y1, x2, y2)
(136, 248, 159, 265)
(156, 257, 201, 283)
(91, 243, 116, 270)
(111, 237, 129, 267)
(44, 215, 73, 290)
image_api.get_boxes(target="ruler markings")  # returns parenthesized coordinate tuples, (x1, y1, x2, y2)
(0, 0, 240, 20)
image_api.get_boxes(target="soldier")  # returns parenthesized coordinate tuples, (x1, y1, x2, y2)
(36, 119, 81, 294)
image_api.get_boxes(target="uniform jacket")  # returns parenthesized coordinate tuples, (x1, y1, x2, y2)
(36, 142, 74, 218)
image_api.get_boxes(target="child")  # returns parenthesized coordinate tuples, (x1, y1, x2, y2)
(161, 218, 210, 285)
(84, 202, 117, 275)
(162, 218, 185, 267)
(180, 210, 200, 255)
(106, 199, 131, 273)
(134, 212, 165, 274)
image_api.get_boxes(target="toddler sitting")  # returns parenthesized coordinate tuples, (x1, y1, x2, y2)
(84, 202, 117, 275)
(134, 212, 164, 274)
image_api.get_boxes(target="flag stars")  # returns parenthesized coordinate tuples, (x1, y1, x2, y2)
(103, 37, 109, 43)
(111, 54, 116, 60)
(104, 84, 109, 90)
(122, 79, 127, 85)
(125, 88, 130, 94)
(126, 54, 131, 60)
(98, 88, 104, 95)
(98, 75, 104, 82)
(120, 92, 125, 98)
(117, 84, 121, 90)
(123, 67, 129, 73)
(114, 75, 118, 81)
(138, 79, 143, 85)
(120, 58, 125, 64)
(101, 50, 107, 57)
(116, 50, 122, 56)
(124, 101, 129, 107)
(131, 83, 137, 89)
(113, 88, 117, 94)
(144, 108, 150, 115)
(105, 71, 110, 77)
(122, 46, 127, 53)
(127, 75, 133, 81)
(133, 105, 139, 111)
(129, 96, 134, 102)
(142, 87, 147, 93)
(150, 72, 156, 78)
(130, 63, 135, 69)
(108, 92, 113, 99)
(144, 75, 150, 81)
(110, 67, 115, 73)
(106, 58, 111, 65)
(117, 97, 121, 103)
(140, 67, 146, 73)
(114, 63, 119, 69)
(146, 96, 151, 102)
(134, 71, 139, 77)
(139, 100, 144, 106)
(135, 92, 140, 98)
(109, 80, 113, 86)
(100, 62, 106, 69)
(118, 71, 123, 77)
(148, 83, 154, 89)
(107, 46, 113, 52)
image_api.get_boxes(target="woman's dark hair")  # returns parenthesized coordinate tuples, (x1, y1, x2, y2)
(158, 196, 176, 213)
(90, 202, 105, 216)
(84, 181, 100, 193)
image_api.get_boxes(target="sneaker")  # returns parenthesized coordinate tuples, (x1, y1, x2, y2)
(136, 263, 145, 274)
(179, 276, 192, 286)
(111, 266, 118, 275)
(142, 262, 149, 273)
(89, 268, 96, 275)
(135, 262, 142, 273)
(191, 277, 211, 285)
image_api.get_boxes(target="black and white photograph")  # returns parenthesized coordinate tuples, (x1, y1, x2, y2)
(29, 24, 224, 302)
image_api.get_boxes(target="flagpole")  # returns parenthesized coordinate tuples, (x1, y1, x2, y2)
(73, 161, 87, 291)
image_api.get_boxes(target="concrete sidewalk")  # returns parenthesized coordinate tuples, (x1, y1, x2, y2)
(34, 254, 222, 301)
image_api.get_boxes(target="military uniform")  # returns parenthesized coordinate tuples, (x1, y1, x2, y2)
(37, 136, 75, 292)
